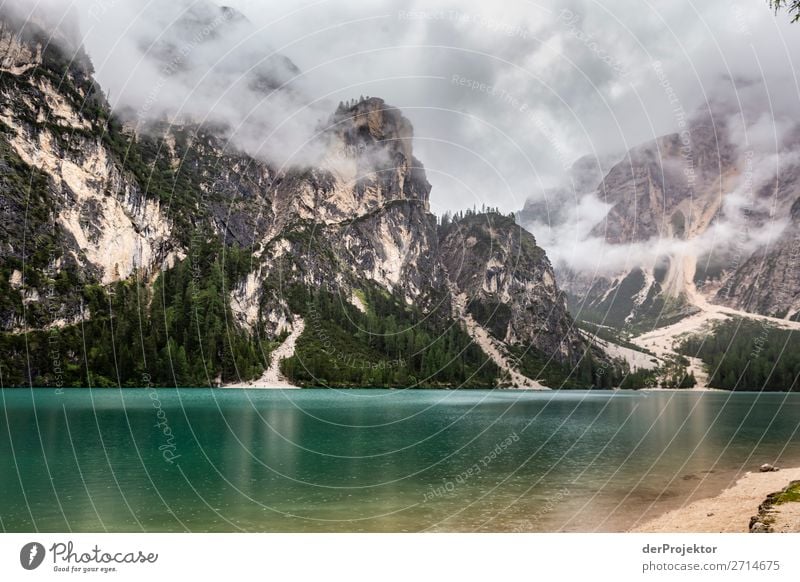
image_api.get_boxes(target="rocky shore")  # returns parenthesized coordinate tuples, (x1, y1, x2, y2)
(749, 478, 800, 533)
(633, 466, 800, 533)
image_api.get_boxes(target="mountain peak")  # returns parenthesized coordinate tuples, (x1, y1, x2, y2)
(320, 96, 430, 213)
(334, 97, 413, 155)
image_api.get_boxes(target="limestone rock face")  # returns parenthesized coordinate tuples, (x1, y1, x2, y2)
(712, 168, 800, 319)
(439, 213, 585, 365)
(523, 110, 800, 326)
(592, 117, 738, 245)
(0, 5, 595, 382)
(242, 96, 444, 308)
(0, 11, 179, 331)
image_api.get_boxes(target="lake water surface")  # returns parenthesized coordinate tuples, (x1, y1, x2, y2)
(1, 388, 799, 532)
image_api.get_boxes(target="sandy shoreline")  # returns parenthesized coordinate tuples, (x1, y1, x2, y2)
(222, 317, 305, 389)
(633, 466, 800, 532)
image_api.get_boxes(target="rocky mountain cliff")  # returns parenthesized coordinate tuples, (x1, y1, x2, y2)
(439, 212, 585, 367)
(517, 104, 800, 391)
(0, 6, 605, 389)
(521, 110, 800, 330)
(710, 161, 800, 318)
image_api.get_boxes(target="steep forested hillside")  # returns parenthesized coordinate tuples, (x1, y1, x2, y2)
(679, 319, 800, 391)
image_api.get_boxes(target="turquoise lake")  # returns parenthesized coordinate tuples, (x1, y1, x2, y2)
(1, 388, 799, 532)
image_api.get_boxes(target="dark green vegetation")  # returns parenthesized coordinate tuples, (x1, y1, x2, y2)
(0, 21, 280, 387)
(0, 243, 268, 387)
(771, 0, 800, 22)
(0, 14, 616, 390)
(617, 368, 658, 390)
(574, 322, 659, 390)
(437, 209, 613, 387)
(0, 135, 265, 386)
(0, 243, 515, 388)
(773, 481, 800, 505)
(278, 284, 502, 388)
(0, 134, 73, 327)
(438, 205, 516, 227)
(0, 59, 274, 386)
(508, 344, 621, 389)
(0, 106, 548, 389)
(468, 299, 513, 340)
(0, 31, 101, 331)
(602, 361, 694, 390)
(657, 357, 697, 389)
(679, 318, 800, 391)
(0, 109, 522, 388)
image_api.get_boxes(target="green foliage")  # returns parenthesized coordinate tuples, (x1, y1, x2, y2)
(101, 121, 203, 244)
(773, 481, 800, 504)
(0, 134, 86, 330)
(0, 29, 577, 392)
(618, 368, 659, 390)
(507, 344, 622, 389)
(679, 318, 800, 391)
(0, 137, 58, 269)
(441, 206, 516, 225)
(657, 356, 697, 389)
(0, 244, 267, 387)
(280, 284, 500, 388)
(771, 1, 800, 22)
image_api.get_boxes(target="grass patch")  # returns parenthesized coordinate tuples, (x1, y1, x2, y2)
(773, 481, 800, 505)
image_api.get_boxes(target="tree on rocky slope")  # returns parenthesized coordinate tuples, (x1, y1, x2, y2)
(770, 1, 800, 22)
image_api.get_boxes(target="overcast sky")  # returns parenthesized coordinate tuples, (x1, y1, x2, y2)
(226, 0, 800, 215)
(10, 0, 800, 217)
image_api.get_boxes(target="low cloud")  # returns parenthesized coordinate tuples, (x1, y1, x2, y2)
(522, 139, 795, 277)
(4, 0, 800, 220)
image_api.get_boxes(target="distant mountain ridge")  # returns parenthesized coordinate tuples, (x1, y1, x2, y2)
(520, 110, 800, 329)
(518, 106, 800, 390)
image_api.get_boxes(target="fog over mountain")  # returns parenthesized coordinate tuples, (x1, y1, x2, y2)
(6, 0, 798, 323)
(2, 0, 800, 394)
(7, 0, 799, 218)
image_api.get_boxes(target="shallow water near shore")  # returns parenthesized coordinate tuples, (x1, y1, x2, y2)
(1, 388, 799, 532)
